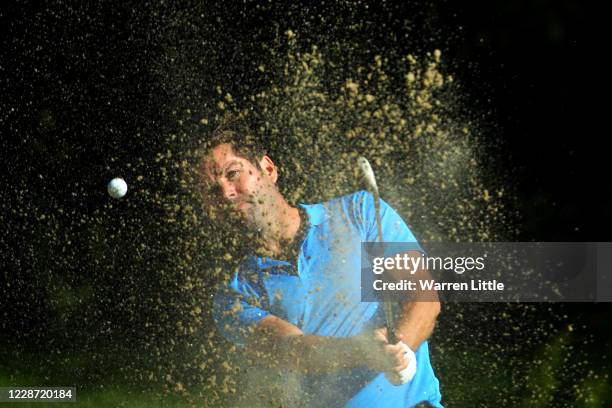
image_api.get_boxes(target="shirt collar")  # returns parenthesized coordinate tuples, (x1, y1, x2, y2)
(299, 202, 328, 226)
(250, 202, 328, 269)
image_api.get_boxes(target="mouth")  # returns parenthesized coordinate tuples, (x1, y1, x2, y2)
(235, 199, 253, 209)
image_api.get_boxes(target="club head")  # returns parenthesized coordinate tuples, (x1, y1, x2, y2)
(357, 156, 378, 193)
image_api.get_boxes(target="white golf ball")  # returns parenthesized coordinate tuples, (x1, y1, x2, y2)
(107, 177, 128, 199)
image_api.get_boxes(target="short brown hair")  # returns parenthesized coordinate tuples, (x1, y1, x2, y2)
(202, 113, 267, 166)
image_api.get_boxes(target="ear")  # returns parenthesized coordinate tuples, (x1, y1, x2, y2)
(258, 155, 278, 184)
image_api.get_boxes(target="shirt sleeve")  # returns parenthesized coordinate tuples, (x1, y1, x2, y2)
(212, 264, 270, 346)
(353, 190, 424, 252)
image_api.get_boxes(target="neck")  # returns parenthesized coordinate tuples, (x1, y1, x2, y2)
(256, 200, 301, 257)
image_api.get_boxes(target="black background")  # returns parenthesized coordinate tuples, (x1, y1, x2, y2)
(2, 0, 606, 238)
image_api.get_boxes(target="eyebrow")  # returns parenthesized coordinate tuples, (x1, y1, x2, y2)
(223, 160, 242, 172)
(210, 159, 242, 178)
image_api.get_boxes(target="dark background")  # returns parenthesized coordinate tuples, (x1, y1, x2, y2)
(2, 0, 605, 239)
(1, 0, 609, 405)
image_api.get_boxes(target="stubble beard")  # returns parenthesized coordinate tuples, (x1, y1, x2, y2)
(244, 193, 278, 237)
(240, 186, 284, 255)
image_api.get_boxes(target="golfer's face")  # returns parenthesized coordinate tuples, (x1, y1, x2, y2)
(203, 143, 264, 222)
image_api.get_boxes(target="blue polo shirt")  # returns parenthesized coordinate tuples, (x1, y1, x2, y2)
(213, 191, 442, 407)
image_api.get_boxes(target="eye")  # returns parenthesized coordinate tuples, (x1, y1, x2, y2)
(226, 169, 240, 181)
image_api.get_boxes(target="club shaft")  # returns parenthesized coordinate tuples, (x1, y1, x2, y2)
(373, 192, 397, 344)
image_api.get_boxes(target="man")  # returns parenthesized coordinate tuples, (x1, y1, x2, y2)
(199, 120, 443, 407)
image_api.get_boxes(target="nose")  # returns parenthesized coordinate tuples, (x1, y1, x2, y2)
(219, 180, 237, 202)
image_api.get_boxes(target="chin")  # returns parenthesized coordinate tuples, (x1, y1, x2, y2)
(243, 217, 268, 234)
(235, 201, 253, 212)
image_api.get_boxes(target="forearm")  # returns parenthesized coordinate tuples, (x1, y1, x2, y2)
(258, 334, 363, 373)
(395, 300, 440, 351)
(244, 316, 366, 373)
(388, 251, 441, 351)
